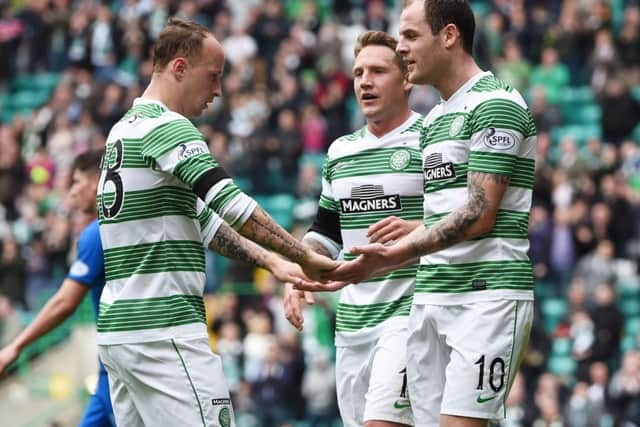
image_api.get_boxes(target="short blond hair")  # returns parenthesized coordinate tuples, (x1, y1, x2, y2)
(354, 31, 407, 75)
(152, 18, 212, 72)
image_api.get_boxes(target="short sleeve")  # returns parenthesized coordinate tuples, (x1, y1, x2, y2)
(67, 222, 104, 289)
(141, 117, 256, 228)
(308, 155, 342, 251)
(196, 199, 223, 247)
(467, 98, 535, 177)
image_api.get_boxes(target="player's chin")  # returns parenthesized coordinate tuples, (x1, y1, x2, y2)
(407, 69, 427, 85)
(361, 105, 382, 119)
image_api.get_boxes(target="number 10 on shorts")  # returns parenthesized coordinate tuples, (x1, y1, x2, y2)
(474, 355, 506, 392)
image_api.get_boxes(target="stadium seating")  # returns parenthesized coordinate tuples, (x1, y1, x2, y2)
(541, 298, 568, 334)
(1, 72, 60, 122)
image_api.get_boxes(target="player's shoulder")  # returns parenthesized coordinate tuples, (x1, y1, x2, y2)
(398, 111, 424, 133)
(327, 127, 366, 158)
(422, 101, 444, 127)
(467, 74, 528, 111)
(146, 110, 196, 132)
(397, 111, 425, 141)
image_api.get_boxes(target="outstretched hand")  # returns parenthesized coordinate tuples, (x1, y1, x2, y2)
(367, 216, 420, 245)
(283, 283, 315, 331)
(319, 242, 396, 283)
(299, 250, 340, 282)
(293, 279, 350, 293)
(270, 258, 312, 285)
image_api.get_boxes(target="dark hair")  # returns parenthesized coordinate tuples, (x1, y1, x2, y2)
(409, 0, 475, 54)
(354, 31, 408, 75)
(152, 18, 211, 72)
(72, 150, 103, 175)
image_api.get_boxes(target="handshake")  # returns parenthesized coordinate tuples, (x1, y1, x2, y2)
(267, 216, 421, 331)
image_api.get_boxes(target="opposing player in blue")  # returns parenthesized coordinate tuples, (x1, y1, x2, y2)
(0, 151, 114, 426)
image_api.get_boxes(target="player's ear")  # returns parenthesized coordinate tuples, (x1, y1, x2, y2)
(442, 23, 459, 50)
(172, 57, 187, 81)
(403, 79, 413, 93)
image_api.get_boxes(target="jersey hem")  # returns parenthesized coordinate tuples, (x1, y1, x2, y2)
(96, 322, 208, 345)
(412, 290, 533, 306)
(335, 316, 409, 347)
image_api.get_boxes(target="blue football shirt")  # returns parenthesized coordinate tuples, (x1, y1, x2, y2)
(67, 218, 106, 373)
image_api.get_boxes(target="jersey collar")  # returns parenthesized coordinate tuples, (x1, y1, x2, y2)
(132, 97, 169, 112)
(442, 70, 492, 107)
(364, 110, 422, 141)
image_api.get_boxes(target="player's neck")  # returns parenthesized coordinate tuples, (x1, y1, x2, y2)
(141, 75, 182, 114)
(435, 55, 483, 101)
(366, 108, 412, 139)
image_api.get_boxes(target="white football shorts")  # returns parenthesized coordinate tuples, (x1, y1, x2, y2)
(336, 327, 414, 426)
(406, 299, 533, 425)
(99, 336, 235, 427)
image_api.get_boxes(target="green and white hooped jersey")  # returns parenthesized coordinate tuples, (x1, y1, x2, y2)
(415, 72, 535, 305)
(310, 112, 424, 346)
(96, 98, 256, 345)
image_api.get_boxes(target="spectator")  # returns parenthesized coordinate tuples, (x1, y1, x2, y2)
(529, 205, 552, 282)
(16, 0, 48, 73)
(0, 237, 27, 308)
(66, 10, 91, 71)
(589, 29, 618, 94)
(251, 338, 290, 427)
(586, 362, 611, 425)
(495, 37, 530, 94)
(570, 310, 595, 379)
(217, 321, 244, 395)
(0, 127, 26, 221)
(529, 47, 570, 105)
(589, 284, 623, 364)
(252, 0, 289, 69)
(364, 0, 389, 33)
(529, 86, 563, 133)
(616, 5, 640, 83)
(0, 2, 23, 83)
(574, 239, 616, 297)
(223, 23, 258, 68)
(302, 350, 336, 427)
(609, 350, 640, 425)
(549, 207, 576, 294)
(599, 77, 640, 145)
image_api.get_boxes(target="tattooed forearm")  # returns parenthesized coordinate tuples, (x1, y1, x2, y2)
(303, 238, 333, 259)
(238, 206, 308, 263)
(408, 171, 508, 257)
(210, 221, 269, 269)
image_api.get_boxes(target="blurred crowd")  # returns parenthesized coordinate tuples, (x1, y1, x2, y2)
(1, 0, 640, 426)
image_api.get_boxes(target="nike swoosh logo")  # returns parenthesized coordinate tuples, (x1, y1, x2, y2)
(394, 400, 411, 409)
(476, 394, 497, 404)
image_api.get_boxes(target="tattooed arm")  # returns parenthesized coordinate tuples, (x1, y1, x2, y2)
(325, 171, 510, 283)
(238, 206, 307, 262)
(405, 171, 509, 256)
(302, 238, 333, 258)
(238, 206, 339, 280)
(210, 220, 310, 285)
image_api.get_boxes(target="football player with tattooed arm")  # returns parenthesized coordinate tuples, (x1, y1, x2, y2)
(0, 152, 297, 427)
(96, 18, 337, 427)
(285, 31, 424, 427)
(298, 2, 536, 427)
